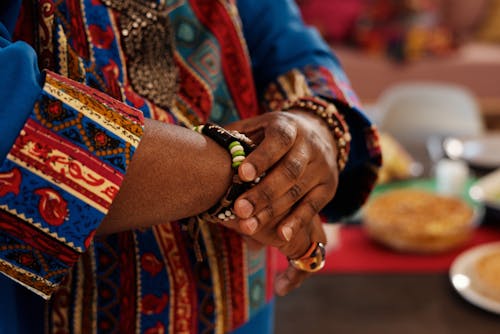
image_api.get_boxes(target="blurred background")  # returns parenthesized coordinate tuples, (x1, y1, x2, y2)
(299, 0, 500, 108)
(275, 1, 500, 333)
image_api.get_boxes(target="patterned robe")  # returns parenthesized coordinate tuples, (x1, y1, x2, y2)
(0, 0, 381, 333)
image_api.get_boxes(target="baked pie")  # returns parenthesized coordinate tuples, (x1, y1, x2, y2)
(363, 189, 474, 253)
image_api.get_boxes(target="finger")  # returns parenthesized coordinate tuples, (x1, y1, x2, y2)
(275, 216, 328, 296)
(277, 185, 333, 259)
(274, 264, 311, 297)
(234, 142, 311, 222)
(238, 116, 298, 182)
(218, 207, 289, 244)
(244, 176, 315, 240)
(282, 214, 326, 256)
(237, 210, 289, 240)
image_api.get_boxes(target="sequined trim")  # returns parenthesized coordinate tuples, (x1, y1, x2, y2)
(103, 0, 178, 109)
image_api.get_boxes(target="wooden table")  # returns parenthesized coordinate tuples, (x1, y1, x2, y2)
(275, 182, 500, 333)
(276, 274, 500, 334)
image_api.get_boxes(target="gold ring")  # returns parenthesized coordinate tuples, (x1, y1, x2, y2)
(288, 242, 326, 273)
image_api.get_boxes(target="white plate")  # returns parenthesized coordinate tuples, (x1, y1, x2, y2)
(450, 242, 500, 314)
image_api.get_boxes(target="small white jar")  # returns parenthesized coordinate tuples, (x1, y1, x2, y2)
(435, 159, 469, 197)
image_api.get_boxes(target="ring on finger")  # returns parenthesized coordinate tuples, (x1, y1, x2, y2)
(288, 242, 326, 273)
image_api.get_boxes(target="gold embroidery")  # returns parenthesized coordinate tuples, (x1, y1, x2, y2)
(44, 75, 144, 141)
(0, 259, 58, 299)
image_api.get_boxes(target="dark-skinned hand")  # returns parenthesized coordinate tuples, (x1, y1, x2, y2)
(222, 110, 339, 295)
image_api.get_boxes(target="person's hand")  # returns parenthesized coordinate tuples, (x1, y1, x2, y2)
(225, 111, 338, 260)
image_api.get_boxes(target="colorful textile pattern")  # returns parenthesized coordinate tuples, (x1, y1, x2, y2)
(1, 0, 381, 333)
(11, 0, 268, 332)
(47, 219, 269, 333)
(0, 71, 144, 298)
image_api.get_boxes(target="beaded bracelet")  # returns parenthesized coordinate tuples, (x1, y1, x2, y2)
(193, 123, 259, 224)
(281, 97, 351, 172)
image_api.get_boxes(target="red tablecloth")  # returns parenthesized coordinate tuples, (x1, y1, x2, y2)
(276, 225, 500, 273)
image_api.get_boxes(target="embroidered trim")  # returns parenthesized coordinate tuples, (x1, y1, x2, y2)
(0, 71, 145, 298)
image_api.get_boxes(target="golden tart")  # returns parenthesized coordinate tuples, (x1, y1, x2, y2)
(363, 189, 474, 253)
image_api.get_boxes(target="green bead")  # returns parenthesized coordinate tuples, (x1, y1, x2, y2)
(229, 141, 240, 150)
(232, 161, 242, 168)
(232, 150, 245, 157)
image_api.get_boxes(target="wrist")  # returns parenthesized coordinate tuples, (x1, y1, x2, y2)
(193, 123, 259, 223)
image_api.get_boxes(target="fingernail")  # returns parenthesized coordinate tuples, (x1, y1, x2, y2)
(235, 199, 254, 218)
(282, 226, 293, 242)
(240, 163, 256, 181)
(241, 217, 258, 235)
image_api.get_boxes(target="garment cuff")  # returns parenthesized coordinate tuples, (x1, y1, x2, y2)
(0, 71, 144, 298)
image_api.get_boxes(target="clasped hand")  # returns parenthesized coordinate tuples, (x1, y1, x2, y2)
(223, 110, 339, 295)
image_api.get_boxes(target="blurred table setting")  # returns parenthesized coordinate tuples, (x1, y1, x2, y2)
(276, 82, 500, 333)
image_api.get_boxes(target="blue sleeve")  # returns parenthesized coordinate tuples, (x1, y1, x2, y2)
(0, 17, 43, 161)
(237, 0, 346, 94)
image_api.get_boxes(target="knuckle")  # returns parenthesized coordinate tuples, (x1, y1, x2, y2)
(283, 158, 303, 181)
(305, 199, 321, 216)
(308, 131, 327, 154)
(258, 185, 274, 204)
(270, 123, 295, 148)
(263, 205, 275, 221)
(308, 130, 322, 145)
(288, 184, 303, 200)
(278, 128, 294, 148)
